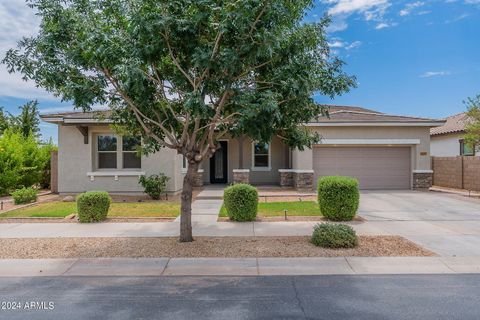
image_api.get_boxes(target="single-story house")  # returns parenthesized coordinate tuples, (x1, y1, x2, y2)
(41, 105, 444, 194)
(431, 112, 478, 156)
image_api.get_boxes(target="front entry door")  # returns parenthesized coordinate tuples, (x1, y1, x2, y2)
(210, 141, 228, 184)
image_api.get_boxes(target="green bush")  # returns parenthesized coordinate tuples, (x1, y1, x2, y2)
(139, 173, 170, 200)
(76, 191, 111, 223)
(223, 184, 258, 221)
(0, 129, 55, 195)
(317, 176, 359, 221)
(311, 223, 357, 248)
(11, 187, 38, 205)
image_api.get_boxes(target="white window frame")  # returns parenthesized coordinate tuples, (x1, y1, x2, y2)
(94, 134, 142, 171)
(181, 155, 188, 174)
(121, 136, 142, 169)
(251, 141, 271, 171)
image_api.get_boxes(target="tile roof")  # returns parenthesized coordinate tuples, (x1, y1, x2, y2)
(312, 105, 443, 123)
(40, 105, 444, 126)
(430, 112, 472, 136)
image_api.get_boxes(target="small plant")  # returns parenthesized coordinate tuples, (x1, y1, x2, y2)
(317, 176, 360, 221)
(139, 173, 170, 200)
(11, 187, 38, 205)
(76, 191, 111, 223)
(223, 184, 258, 221)
(311, 223, 358, 248)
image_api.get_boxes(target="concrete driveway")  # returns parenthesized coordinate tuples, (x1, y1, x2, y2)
(358, 191, 480, 256)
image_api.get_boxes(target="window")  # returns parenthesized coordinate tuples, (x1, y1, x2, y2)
(97, 135, 117, 169)
(252, 142, 270, 170)
(122, 136, 142, 168)
(460, 139, 475, 156)
(96, 135, 141, 170)
(182, 155, 187, 170)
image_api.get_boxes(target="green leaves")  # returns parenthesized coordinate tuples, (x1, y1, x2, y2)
(465, 95, 480, 148)
(4, 0, 356, 156)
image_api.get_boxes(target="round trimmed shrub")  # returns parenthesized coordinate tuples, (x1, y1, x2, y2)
(318, 176, 359, 221)
(76, 191, 111, 223)
(311, 223, 357, 248)
(11, 187, 38, 205)
(223, 184, 258, 221)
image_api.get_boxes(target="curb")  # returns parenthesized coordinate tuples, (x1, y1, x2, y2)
(0, 256, 479, 277)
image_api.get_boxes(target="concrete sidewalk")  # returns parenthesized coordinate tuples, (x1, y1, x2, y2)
(0, 256, 479, 277)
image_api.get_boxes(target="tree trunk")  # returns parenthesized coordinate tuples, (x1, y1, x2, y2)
(179, 161, 199, 242)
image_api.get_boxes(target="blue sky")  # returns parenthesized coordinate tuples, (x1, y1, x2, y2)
(0, 0, 479, 142)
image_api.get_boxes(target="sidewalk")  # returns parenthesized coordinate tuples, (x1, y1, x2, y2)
(0, 256, 479, 277)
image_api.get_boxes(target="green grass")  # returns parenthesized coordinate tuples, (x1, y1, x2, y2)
(219, 201, 320, 218)
(1, 201, 181, 218)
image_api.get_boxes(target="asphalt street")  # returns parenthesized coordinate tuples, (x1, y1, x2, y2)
(0, 274, 479, 320)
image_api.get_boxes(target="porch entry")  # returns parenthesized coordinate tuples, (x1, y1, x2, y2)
(210, 141, 228, 184)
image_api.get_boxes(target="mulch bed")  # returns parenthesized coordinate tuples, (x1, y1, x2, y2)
(0, 236, 434, 259)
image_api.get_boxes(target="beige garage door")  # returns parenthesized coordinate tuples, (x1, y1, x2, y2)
(313, 147, 411, 189)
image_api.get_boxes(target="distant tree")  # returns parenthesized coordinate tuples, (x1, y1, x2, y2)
(3, 0, 356, 241)
(464, 95, 480, 149)
(0, 107, 8, 135)
(9, 100, 41, 138)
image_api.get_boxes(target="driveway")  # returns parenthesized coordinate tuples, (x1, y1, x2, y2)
(360, 190, 480, 221)
(358, 190, 480, 256)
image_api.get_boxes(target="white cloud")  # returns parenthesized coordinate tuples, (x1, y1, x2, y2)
(445, 13, 470, 23)
(420, 71, 452, 78)
(328, 40, 346, 48)
(327, 19, 349, 32)
(0, 0, 59, 101)
(324, 0, 390, 16)
(346, 41, 362, 50)
(374, 22, 398, 29)
(399, 1, 425, 16)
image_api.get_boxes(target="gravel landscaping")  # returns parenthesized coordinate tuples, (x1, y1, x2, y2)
(0, 236, 434, 258)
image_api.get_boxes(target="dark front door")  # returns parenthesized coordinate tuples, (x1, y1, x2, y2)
(210, 141, 228, 184)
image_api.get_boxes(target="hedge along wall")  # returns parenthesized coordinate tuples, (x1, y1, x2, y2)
(432, 156, 480, 191)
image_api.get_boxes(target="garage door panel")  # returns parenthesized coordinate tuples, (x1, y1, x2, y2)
(313, 147, 411, 190)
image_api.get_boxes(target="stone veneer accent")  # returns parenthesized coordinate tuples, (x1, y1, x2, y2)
(279, 169, 314, 190)
(233, 169, 250, 184)
(412, 171, 433, 190)
(293, 171, 314, 191)
(193, 170, 204, 187)
(279, 170, 294, 187)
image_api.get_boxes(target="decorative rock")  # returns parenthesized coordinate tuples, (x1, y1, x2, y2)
(62, 196, 75, 202)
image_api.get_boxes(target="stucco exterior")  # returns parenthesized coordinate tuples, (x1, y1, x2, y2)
(44, 106, 443, 194)
(430, 133, 467, 156)
(57, 125, 185, 194)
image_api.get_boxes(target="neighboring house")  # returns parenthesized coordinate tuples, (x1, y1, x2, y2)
(41, 106, 444, 194)
(431, 113, 478, 157)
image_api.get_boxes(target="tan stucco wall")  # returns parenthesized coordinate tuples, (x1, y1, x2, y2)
(430, 133, 465, 157)
(57, 125, 182, 194)
(305, 126, 433, 171)
(56, 123, 433, 193)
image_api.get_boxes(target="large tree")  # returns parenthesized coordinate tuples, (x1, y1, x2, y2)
(10, 100, 41, 138)
(4, 0, 355, 242)
(0, 100, 40, 137)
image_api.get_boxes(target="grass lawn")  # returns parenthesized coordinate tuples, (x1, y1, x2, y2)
(219, 201, 320, 218)
(1, 201, 180, 218)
